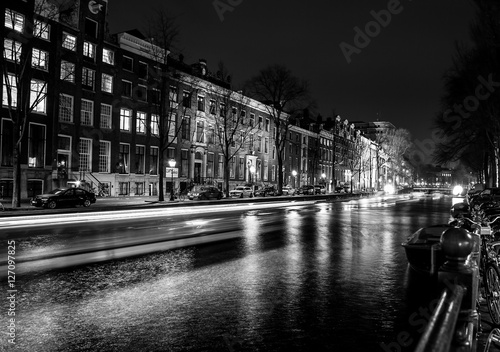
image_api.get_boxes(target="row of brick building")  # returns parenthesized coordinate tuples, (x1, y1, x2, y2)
(1, 0, 397, 199)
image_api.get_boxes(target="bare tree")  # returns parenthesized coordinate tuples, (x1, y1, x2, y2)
(2, 0, 77, 207)
(244, 64, 310, 194)
(206, 64, 256, 197)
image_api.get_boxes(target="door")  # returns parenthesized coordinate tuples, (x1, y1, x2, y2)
(194, 162, 202, 183)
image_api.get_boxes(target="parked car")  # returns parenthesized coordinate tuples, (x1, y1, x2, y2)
(187, 186, 223, 200)
(313, 184, 326, 194)
(296, 185, 315, 195)
(30, 187, 96, 209)
(229, 186, 254, 198)
(282, 185, 296, 196)
(255, 185, 277, 197)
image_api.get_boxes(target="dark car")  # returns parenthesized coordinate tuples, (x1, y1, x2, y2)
(313, 184, 326, 194)
(296, 185, 315, 195)
(30, 187, 96, 209)
(255, 185, 277, 197)
(187, 186, 223, 200)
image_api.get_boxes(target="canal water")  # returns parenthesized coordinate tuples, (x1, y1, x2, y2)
(3, 196, 455, 351)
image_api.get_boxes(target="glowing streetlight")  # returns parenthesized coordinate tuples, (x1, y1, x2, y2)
(168, 159, 176, 201)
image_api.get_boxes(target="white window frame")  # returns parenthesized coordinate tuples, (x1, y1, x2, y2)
(30, 79, 47, 114)
(32, 48, 49, 71)
(101, 73, 113, 93)
(83, 41, 95, 58)
(120, 108, 131, 131)
(100, 104, 112, 129)
(5, 9, 24, 32)
(4, 39, 21, 62)
(81, 99, 94, 126)
(62, 32, 76, 51)
(102, 48, 114, 65)
(151, 114, 159, 136)
(59, 94, 74, 123)
(34, 19, 50, 40)
(60, 61, 75, 82)
(79, 138, 92, 172)
(99, 140, 111, 173)
(137, 111, 146, 134)
(3, 73, 17, 107)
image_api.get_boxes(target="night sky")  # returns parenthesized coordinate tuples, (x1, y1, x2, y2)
(107, 0, 475, 148)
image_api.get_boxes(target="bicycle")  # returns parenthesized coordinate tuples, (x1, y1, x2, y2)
(456, 213, 500, 325)
(174, 188, 187, 201)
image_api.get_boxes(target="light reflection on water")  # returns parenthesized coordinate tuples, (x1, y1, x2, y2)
(3, 198, 453, 351)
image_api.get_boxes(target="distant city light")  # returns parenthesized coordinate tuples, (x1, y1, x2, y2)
(452, 185, 463, 196)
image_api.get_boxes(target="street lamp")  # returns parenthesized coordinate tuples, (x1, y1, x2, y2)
(321, 172, 326, 192)
(168, 159, 176, 201)
(292, 170, 297, 188)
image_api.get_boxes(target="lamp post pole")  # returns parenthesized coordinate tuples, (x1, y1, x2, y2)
(322, 172, 326, 192)
(169, 159, 176, 201)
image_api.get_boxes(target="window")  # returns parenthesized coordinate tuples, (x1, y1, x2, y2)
(83, 41, 95, 59)
(100, 104, 112, 129)
(28, 124, 45, 168)
(168, 114, 176, 139)
(207, 127, 215, 144)
(232, 107, 237, 122)
(264, 137, 269, 153)
(196, 121, 204, 143)
(181, 116, 190, 140)
(59, 94, 74, 122)
(241, 110, 246, 121)
(85, 18, 98, 38)
(182, 91, 191, 108)
(138, 62, 148, 80)
(101, 74, 113, 93)
(264, 161, 268, 181)
(209, 100, 216, 114)
(4, 39, 21, 62)
(79, 138, 92, 172)
(102, 48, 114, 65)
(135, 145, 145, 174)
(118, 144, 130, 174)
(136, 85, 147, 101)
(258, 116, 263, 129)
(149, 147, 158, 175)
(32, 48, 49, 70)
(120, 108, 131, 131)
(238, 157, 244, 179)
(81, 99, 94, 126)
(99, 141, 111, 173)
(62, 32, 76, 51)
(34, 20, 50, 40)
(249, 113, 255, 127)
(122, 80, 132, 97)
(220, 103, 226, 117)
(181, 149, 188, 177)
(256, 136, 262, 152)
(151, 89, 160, 104)
(218, 154, 224, 179)
(197, 96, 205, 111)
(136, 111, 146, 133)
(82, 67, 95, 90)
(1, 119, 14, 166)
(3, 73, 17, 107)
(5, 9, 24, 32)
(60, 61, 75, 82)
(265, 118, 270, 132)
(169, 86, 178, 102)
(230, 157, 235, 178)
(30, 80, 47, 113)
(123, 56, 133, 71)
(151, 114, 158, 136)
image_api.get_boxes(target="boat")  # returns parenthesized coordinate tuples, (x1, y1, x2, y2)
(401, 224, 453, 275)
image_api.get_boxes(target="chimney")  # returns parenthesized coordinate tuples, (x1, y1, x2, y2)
(199, 59, 207, 76)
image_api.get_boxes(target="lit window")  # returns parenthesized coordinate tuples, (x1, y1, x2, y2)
(59, 94, 74, 122)
(136, 111, 146, 133)
(62, 32, 76, 51)
(151, 114, 159, 136)
(32, 48, 49, 71)
(101, 74, 113, 93)
(2, 73, 17, 108)
(118, 144, 130, 174)
(197, 96, 205, 111)
(30, 80, 47, 113)
(60, 61, 75, 82)
(81, 99, 94, 126)
(100, 104, 112, 129)
(102, 48, 114, 65)
(34, 20, 50, 40)
(5, 9, 24, 32)
(120, 108, 131, 131)
(83, 41, 95, 58)
(4, 39, 21, 62)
